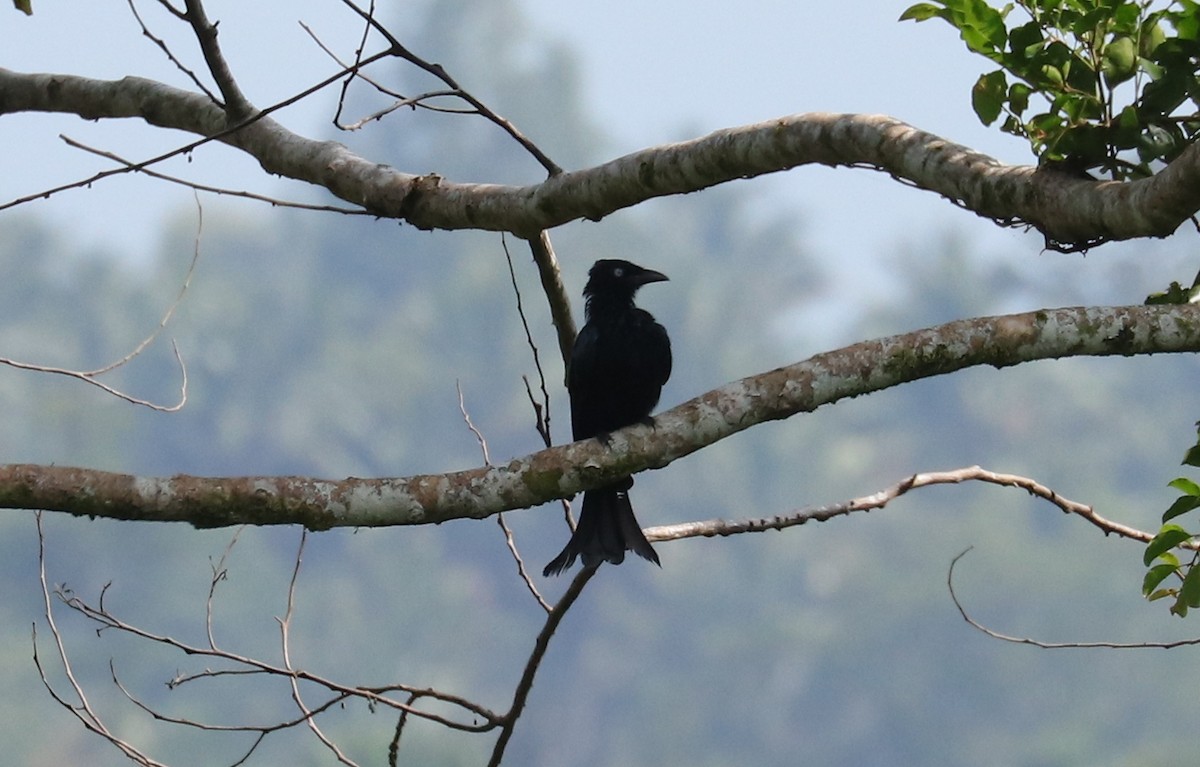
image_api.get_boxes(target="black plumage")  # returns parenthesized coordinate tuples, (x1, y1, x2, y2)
(543, 259, 672, 577)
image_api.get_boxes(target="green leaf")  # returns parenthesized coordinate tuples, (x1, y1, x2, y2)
(972, 70, 1008, 125)
(1138, 124, 1177, 161)
(1147, 587, 1177, 602)
(1172, 3, 1200, 40)
(1163, 495, 1200, 522)
(1142, 19, 1167, 57)
(1041, 64, 1064, 86)
(1143, 562, 1180, 595)
(1102, 36, 1137, 86)
(899, 2, 947, 21)
(1008, 82, 1031, 115)
(957, 0, 1008, 56)
(1145, 281, 1189, 305)
(1111, 2, 1140, 33)
(1184, 445, 1200, 467)
(12, 0, 31, 13)
(1168, 477, 1200, 496)
(1180, 564, 1200, 608)
(1144, 524, 1193, 567)
(1008, 20, 1044, 59)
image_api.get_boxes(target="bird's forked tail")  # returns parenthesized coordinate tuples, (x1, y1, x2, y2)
(542, 486, 660, 577)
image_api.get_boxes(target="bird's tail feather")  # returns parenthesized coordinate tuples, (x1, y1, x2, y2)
(542, 487, 660, 577)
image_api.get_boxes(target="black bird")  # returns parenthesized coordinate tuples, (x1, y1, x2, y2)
(543, 259, 672, 577)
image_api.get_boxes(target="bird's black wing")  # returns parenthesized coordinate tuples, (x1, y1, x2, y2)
(641, 311, 672, 390)
(567, 321, 604, 441)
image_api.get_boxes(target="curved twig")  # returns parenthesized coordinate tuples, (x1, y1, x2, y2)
(0, 195, 199, 410)
(646, 465, 1158, 544)
(948, 548, 1200, 649)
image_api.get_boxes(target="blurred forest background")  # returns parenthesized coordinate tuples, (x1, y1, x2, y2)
(3, 1, 1200, 765)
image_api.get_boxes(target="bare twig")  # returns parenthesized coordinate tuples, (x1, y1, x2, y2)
(502, 236, 555, 441)
(205, 526, 245, 650)
(88, 192, 202, 377)
(182, 0, 252, 118)
(488, 564, 598, 767)
(299, 19, 467, 130)
(33, 513, 169, 766)
(55, 585, 501, 731)
(62, 135, 374, 214)
(0, 48, 396, 214)
(335, 0, 562, 175)
(644, 465, 1162, 545)
(457, 379, 551, 612)
(0, 342, 188, 411)
(948, 548, 1200, 649)
(153, 0, 186, 21)
(0, 194, 200, 410)
(456, 380, 492, 465)
(276, 531, 360, 766)
(126, 0, 220, 103)
(498, 513, 553, 614)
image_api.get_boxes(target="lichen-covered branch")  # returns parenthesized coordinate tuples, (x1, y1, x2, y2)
(2, 67, 1198, 247)
(2, 304, 1197, 528)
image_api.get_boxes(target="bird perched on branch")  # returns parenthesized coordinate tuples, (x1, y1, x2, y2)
(543, 259, 672, 577)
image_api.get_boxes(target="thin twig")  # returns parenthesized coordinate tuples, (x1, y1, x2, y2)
(645, 465, 1160, 546)
(0, 49, 395, 214)
(62, 135, 374, 214)
(488, 564, 598, 767)
(299, 19, 467, 130)
(0, 342, 188, 411)
(87, 191, 202, 376)
(276, 531, 360, 766)
(947, 548, 1200, 649)
(33, 513, 169, 766)
(502, 235, 554, 441)
(335, 0, 562, 175)
(457, 379, 552, 612)
(56, 586, 499, 731)
(126, 0, 221, 103)
(0, 194, 200, 411)
(205, 526, 245, 651)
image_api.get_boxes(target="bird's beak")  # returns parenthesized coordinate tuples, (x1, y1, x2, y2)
(634, 268, 669, 286)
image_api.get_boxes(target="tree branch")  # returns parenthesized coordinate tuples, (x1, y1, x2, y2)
(645, 465, 1158, 544)
(1, 304, 1197, 527)
(3, 66, 1199, 246)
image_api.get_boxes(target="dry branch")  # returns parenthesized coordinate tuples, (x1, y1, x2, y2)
(3, 66, 1198, 246)
(2, 303, 1198, 528)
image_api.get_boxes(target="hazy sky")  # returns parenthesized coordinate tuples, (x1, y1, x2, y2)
(0, 0, 1173, 292)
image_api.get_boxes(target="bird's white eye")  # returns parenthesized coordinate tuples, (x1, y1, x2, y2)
(613, 267, 624, 278)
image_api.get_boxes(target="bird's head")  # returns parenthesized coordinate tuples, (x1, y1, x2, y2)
(583, 259, 669, 301)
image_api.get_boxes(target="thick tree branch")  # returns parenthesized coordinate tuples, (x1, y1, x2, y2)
(2, 304, 1197, 528)
(2, 68, 1198, 246)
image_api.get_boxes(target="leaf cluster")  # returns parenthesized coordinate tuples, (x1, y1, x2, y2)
(901, 0, 1200, 180)
(1143, 428, 1200, 615)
